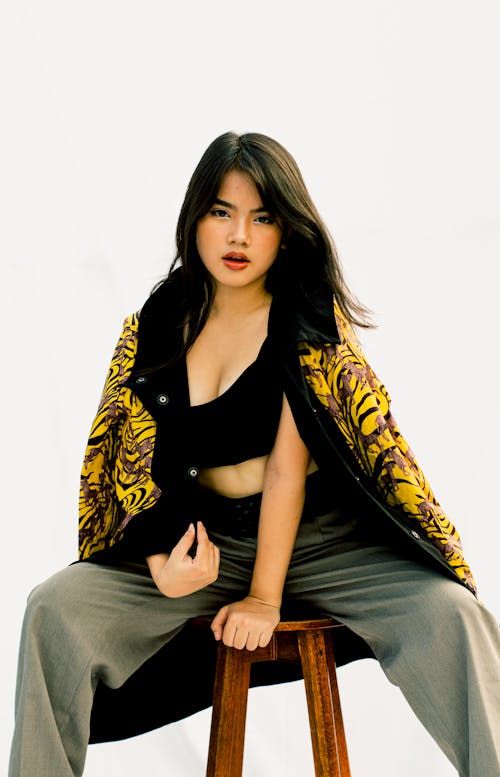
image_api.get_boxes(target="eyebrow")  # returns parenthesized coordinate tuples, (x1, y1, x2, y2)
(213, 198, 268, 214)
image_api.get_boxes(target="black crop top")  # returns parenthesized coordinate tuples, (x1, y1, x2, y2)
(185, 336, 283, 467)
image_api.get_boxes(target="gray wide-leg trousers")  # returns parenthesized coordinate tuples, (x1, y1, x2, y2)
(9, 512, 500, 777)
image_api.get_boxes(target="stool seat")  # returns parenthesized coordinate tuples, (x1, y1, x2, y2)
(191, 615, 351, 777)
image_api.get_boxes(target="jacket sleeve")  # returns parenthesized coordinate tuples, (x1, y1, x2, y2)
(301, 301, 477, 594)
(78, 314, 140, 560)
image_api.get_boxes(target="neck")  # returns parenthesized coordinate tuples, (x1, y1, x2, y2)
(210, 281, 272, 321)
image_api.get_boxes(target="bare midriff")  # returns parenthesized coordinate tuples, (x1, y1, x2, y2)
(198, 455, 319, 498)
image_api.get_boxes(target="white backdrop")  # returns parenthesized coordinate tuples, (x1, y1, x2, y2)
(1, 2, 499, 775)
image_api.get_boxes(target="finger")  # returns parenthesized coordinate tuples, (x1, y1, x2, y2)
(232, 627, 249, 651)
(245, 631, 260, 652)
(194, 522, 210, 558)
(169, 524, 196, 560)
(211, 605, 229, 641)
(208, 540, 219, 569)
(222, 621, 238, 648)
(258, 629, 274, 648)
(212, 544, 220, 572)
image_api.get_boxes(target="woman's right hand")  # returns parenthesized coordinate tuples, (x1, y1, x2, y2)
(146, 522, 220, 598)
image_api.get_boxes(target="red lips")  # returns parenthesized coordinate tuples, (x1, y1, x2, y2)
(222, 252, 249, 262)
(222, 253, 250, 271)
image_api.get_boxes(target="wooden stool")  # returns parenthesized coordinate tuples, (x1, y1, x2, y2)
(193, 616, 351, 777)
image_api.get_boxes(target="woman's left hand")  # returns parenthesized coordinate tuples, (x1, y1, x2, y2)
(211, 596, 280, 651)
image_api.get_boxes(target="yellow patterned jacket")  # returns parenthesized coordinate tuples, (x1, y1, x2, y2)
(79, 272, 476, 596)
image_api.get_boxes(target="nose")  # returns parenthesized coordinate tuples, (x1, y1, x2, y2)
(227, 217, 249, 247)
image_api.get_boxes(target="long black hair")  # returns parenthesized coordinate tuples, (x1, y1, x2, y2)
(161, 131, 372, 353)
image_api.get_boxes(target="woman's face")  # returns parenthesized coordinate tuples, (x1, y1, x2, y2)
(196, 169, 283, 293)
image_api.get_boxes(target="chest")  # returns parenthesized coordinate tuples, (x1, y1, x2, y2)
(185, 315, 269, 406)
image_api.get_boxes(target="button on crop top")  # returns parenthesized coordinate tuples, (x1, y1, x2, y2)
(185, 336, 283, 467)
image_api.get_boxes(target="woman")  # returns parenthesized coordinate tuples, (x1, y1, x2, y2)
(9, 132, 500, 776)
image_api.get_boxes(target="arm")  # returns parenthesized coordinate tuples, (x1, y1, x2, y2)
(211, 394, 311, 650)
(146, 521, 220, 598)
(249, 395, 310, 607)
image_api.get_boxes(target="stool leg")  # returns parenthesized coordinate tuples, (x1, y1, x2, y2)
(206, 644, 251, 777)
(323, 634, 351, 775)
(298, 630, 351, 777)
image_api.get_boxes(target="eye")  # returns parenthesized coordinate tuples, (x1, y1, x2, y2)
(254, 214, 274, 224)
(209, 208, 229, 218)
